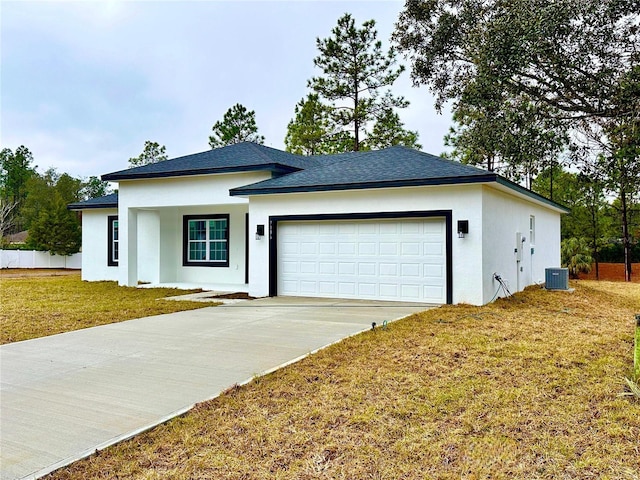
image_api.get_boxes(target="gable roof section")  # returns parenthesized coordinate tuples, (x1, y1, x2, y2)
(102, 142, 317, 181)
(230, 146, 495, 195)
(68, 193, 118, 210)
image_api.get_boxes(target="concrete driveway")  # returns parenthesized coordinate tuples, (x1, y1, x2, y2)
(0, 297, 430, 480)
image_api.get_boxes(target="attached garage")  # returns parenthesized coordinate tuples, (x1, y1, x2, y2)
(272, 213, 453, 304)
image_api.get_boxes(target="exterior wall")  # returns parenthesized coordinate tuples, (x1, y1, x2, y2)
(481, 186, 561, 303)
(117, 172, 267, 286)
(80, 209, 119, 281)
(247, 184, 486, 305)
(152, 205, 248, 285)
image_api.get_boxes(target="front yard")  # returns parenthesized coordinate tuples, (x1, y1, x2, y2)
(0, 272, 208, 344)
(40, 281, 640, 479)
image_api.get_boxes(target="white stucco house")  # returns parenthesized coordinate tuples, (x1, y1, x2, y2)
(69, 142, 568, 305)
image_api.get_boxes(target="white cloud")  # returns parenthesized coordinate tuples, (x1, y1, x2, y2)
(1, 0, 452, 178)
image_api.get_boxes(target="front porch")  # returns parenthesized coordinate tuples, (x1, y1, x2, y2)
(119, 203, 250, 288)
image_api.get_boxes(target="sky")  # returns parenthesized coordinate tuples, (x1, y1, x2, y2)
(1, 0, 452, 180)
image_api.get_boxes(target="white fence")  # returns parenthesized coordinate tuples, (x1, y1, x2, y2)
(0, 250, 82, 269)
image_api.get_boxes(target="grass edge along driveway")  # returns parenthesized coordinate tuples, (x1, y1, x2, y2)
(44, 281, 640, 480)
(0, 273, 209, 344)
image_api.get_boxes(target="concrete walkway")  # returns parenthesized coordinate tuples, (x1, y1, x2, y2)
(0, 297, 430, 480)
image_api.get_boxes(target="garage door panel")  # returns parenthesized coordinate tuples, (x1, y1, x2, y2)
(401, 284, 421, 298)
(424, 286, 444, 302)
(379, 223, 398, 234)
(319, 282, 336, 294)
(379, 263, 399, 276)
(282, 280, 298, 293)
(319, 262, 336, 274)
(338, 262, 356, 274)
(358, 263, 376, 275)
(424, 264, 444, 278)
(282, 261, 298, 274)
(358, 242, 376, 255)
(338, 283, 356, 295)
(358, 283, 376, 296)
(278, 218, 446, 303)
(300, 281, 317, 294)
(338, 243, 356, 255)
(281, 242, 299, 254)
(300, 243, 317, 254)
(401, 222, 421, 234)
(424, 242, 443, 255)
(379, 243, 398, 255)
(401, 263, 421, 277)
(318, 242, 335, 254)
(300, 262, 316, 274)
(358, 223, 377, 234)
(379, 283, 399, 297)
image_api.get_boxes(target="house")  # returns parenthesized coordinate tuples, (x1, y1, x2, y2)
(68, 142, 568, 305)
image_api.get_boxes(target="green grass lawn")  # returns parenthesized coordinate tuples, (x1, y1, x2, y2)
(40, 281, 640, 479)
(0, 273, 209, 344)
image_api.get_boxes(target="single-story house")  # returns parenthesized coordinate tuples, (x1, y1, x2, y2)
(68, 142, 568, 305)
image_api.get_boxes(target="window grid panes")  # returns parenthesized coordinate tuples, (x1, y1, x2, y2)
(187, 218, 228, 263)
(112, 220, 119, 263)
(108, 216, 119, 267)
(529, 215, 535, 245)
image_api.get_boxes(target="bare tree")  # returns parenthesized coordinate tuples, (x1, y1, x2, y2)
(0, 199, 19, 242)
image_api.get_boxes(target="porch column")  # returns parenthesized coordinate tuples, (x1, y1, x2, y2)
(119, 208, 138, 287)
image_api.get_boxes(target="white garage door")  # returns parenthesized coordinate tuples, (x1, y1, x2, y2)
(278, 218, 447, 303)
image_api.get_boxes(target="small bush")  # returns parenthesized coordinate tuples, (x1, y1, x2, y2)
(561, 237, 593, 278)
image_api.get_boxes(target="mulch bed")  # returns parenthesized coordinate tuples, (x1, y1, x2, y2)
(205, 292, 255, 300)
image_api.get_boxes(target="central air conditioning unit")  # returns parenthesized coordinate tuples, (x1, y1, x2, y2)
(545, 268, 569, 290)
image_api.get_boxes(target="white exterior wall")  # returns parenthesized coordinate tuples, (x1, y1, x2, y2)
(117, 172, 268, 286)
(247, 184, 486, 305)
(481, 186, 561, 303)
(80, 209, 119, 281)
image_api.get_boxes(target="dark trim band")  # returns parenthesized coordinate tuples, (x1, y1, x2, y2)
(102, 164, 299, 182)
(231, 175, 497, 197)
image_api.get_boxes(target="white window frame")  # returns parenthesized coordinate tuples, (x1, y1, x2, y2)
(529, 215, 535, 246)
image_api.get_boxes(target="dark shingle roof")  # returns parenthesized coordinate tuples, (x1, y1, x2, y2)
(68, 193, 118, 210)
(102, 142, 317, 181)
(70, 145, 568, 213)
(230, 146, 496, 195)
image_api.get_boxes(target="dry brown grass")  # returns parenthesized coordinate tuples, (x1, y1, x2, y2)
(44, 281, 640, 480)
(0, 273, 208, 344)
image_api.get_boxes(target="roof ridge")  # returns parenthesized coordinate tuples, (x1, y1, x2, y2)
(245, 142, 292, 164)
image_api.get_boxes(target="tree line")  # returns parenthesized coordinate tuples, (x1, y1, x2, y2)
(0, 146, 111, 255)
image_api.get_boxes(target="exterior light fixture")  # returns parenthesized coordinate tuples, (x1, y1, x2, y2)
(457, 220, 469, 238)
(255, 224, 265, 240)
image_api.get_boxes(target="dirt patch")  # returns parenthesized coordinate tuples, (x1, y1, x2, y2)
(204, 292, 255, 300)
(577, 263, 640, 283)
(0, 268, 80, 278)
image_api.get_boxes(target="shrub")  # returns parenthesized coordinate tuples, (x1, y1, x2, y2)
(561, 237, 593, 278)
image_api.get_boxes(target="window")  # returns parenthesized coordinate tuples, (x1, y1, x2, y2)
(529, 215, 535, 245)
(183, 214, 229, 267)
(108, 215, 118, 266)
